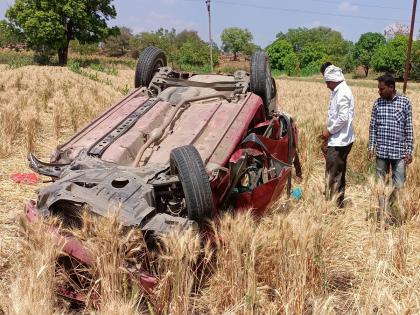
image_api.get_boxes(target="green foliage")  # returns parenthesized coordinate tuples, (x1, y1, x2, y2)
(271, 27, 352, 75)
(4, 0, 117, 64)
(267, 39, 294, 71)
(299, 43, 327, 69)
(0, 20, 25, 48)
(176, 38, 218, 67)
(242, 42, 261, 56)
(221, 27, 253, 59)
(70, 40, 99, 55)
(130, 28, 176, 63)
(301, 61, 323, 77)
(103, 26, 133, 57)
(90, 63, 118, 76)
(283, 52, 300, 76)
(276, 27, 349, 57)
(175, 30, 201, 48)
(409, 41, 420, 81)
(372, 35, 408, 77)
(67, 60, 81, 73)
(130, 28, 217, 69)
(353, 32, 385, 76)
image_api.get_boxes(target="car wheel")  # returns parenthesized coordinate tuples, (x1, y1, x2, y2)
(170, 145, 213, 224)
(134, 46, 167, 88)
(250, 51, 274, 116)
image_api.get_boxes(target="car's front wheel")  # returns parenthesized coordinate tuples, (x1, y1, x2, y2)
(170, 145, 213, 224)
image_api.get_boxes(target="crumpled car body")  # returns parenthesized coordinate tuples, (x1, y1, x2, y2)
(25, 48, 298, 299)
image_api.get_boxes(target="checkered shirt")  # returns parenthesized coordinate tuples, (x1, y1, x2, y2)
(368, 93, 414, 159)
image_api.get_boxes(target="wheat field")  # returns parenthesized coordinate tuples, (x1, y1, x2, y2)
(0, 65, 419, 314)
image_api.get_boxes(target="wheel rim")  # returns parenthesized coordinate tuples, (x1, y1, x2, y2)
(153, 58, 164, 73)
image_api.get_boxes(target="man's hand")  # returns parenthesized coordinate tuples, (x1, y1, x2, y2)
(404, 154, 413, 165)
(367, 150, 375, 162)
(319, 129, 331, 141)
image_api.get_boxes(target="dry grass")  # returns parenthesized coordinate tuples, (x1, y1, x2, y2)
(0, 66, 419, 314)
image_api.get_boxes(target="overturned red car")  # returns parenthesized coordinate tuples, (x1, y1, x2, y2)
(27, 46, 298, 234)
(25, 47, 298, 293)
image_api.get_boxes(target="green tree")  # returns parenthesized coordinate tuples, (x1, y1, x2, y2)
(266, 39, 294, 70)
(176, 38, 218, 67)
(275, 27, 351, 70)
(130, 28, 176, 64)
(409, 40, 420, 80)
(4, 0, 117, 65)
(103, 26, 133, 57)
(242, 42, 261, 56)
(0, 20, 25, 49)
(221, 27, 253, 60)
(283, 52, 300, 76)
(372, 35, 408, 77)
(353, 32, 385, 76)
(299, 43, 327, 69)
(175, 30, 201, 48)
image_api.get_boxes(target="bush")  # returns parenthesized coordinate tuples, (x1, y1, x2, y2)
(284, 52, 300, 76)
(175, 39, 218, 67)
(301, 60, 323, 76)
(267, 39, 294, 70)
(299, 43, 326, 69)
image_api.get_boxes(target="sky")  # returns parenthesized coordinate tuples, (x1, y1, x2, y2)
(0, 0, 418, 47)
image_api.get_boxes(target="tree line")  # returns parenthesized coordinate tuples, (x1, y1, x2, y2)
(0, 0, 420, 79)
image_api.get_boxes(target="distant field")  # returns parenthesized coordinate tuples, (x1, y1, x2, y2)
(0, 65, 419, 314)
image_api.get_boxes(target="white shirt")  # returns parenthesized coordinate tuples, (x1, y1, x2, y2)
(327, 81, 355, 147)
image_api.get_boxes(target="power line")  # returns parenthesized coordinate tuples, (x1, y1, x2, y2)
(183, 0, 412, 23)
(312, 0, 410, 11)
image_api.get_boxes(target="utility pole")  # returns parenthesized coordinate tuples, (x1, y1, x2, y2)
(206, 0, 213, 72)
(403, 0, 417, 94)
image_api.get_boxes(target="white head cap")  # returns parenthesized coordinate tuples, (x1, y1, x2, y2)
(324, 65, 345, 82)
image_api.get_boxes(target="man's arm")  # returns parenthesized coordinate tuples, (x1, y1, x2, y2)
(405, 100, 414, 164)
(327, 92, 351, 135)
(368, 101, 377, 152)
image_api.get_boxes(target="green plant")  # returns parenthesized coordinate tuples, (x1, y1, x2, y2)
(221, 27, 253, 60)
(372, 35, 408, 77)
(67, 59, 81, 73)
(284, 52, 300, 76)
(176, 39, 217, 68)
(267, 39, 294, 71)
(353, 32, 386, 76)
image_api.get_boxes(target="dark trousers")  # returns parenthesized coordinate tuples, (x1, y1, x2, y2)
(325, 143, 353, 208)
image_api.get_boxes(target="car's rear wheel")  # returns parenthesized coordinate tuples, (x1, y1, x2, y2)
(134, 46, 167, 88)
(170, 145, 213, 224)
(250, 51, 274, 116)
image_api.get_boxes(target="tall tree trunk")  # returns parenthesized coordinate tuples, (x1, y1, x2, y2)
(58, 41, 69, 66)
(233, 51, 237, 61)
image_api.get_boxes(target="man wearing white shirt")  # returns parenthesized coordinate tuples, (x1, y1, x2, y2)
(319, 63, 355, 208)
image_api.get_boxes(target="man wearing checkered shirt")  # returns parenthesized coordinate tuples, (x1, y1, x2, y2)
(368, 73, 414, 189)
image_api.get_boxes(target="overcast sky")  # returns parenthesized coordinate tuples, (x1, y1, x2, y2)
(0, 0, 417, 47)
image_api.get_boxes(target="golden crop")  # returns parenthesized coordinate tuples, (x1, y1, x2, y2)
(0, 66, 418, 314)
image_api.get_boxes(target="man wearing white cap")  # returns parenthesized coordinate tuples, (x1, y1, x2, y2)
(319, 63, 355, 208)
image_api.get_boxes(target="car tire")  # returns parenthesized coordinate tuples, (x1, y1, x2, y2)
(250, 51, 274, 116)
(134, 46, 167, 88)
(170, 145, 213, 224)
